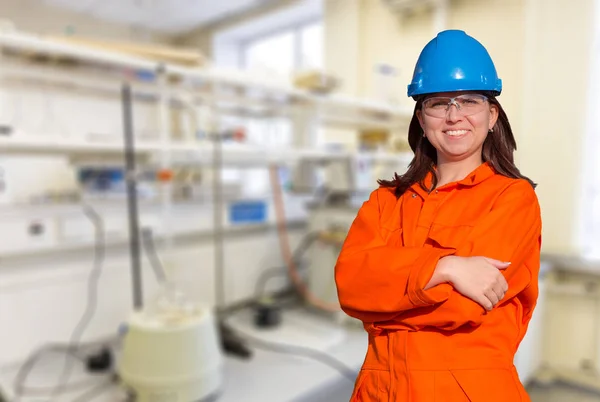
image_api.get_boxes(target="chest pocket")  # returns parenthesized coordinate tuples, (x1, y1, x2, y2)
(427, 223, 474, 250)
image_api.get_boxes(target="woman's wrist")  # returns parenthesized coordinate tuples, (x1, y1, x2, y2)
(436, 256, 458, 284)
(425, 256, 457, 289)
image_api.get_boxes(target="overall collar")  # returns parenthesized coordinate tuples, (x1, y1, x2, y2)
(410, 161, 495, 198)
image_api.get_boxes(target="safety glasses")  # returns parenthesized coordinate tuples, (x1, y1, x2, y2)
(422, 94, 489, 118)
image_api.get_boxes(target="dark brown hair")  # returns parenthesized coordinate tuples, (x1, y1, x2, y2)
(378, 93, 536, 197)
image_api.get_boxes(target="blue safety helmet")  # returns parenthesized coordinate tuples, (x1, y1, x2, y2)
(407, 30, 502, 99)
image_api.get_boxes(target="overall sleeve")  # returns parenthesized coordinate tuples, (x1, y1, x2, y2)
(334, 189, 456, 323)
(395, 180, 542, 331)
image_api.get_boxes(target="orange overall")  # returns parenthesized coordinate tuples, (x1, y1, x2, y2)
(335, 163, 542, 402)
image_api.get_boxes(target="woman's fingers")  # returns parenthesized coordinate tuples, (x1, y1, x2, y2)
(483, 257, 511, 269)
(485, 288, 500, 307)
(478, 295, 494, 311)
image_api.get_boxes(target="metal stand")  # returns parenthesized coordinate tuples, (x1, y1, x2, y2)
(122, 83, 143, 310)
(208, 106, 252, 358)
(212, 126, 225, 310)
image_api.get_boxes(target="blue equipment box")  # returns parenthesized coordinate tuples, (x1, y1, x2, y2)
(229, 200, 268, 224)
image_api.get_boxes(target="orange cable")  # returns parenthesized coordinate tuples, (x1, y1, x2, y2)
(268, 165, 341, 312)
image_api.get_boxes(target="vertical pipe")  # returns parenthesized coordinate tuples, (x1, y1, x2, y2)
(594, 285, 600, 376)
(156, 65, 174, 268)
(122, 83, 143, 310)
(0, 46, 7, 206)
(211, 105, 225, 310)
(432, 0, 448, 35)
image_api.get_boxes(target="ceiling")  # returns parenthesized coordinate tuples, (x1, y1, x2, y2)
(216, 0, 321, 42)
(42, 0, 286, 35)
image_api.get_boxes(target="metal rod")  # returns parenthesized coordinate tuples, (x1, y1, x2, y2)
(156, 67, 174, 259)
(122, 83, 143, 310)
(212, 120, 225, 310)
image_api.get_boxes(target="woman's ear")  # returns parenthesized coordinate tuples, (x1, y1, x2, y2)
(489, 104, 499, 130)
(416, 110, 425, 130)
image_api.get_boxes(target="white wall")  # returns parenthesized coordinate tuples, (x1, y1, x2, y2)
(517, 0, 594, 257)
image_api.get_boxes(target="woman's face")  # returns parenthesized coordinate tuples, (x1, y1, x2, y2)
(416, 92, 499, 164)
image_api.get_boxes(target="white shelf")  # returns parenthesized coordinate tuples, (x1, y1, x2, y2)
(170, 65, 412, 128)
(542, 253, 600, 276)
(0, 31, 412, 131)
(167, 64, 410, 118)
(0, 135, 199, 156)
(0, 134, 413, 167)
(0, 61, 162, 101)
(0, 31, 157, 72)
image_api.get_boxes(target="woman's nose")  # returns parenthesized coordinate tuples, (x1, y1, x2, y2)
(446, 103, 462, 122)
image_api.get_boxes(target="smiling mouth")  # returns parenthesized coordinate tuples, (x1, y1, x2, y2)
(444, 129, 469, 137)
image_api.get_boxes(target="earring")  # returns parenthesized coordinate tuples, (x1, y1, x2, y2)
(488, 128, 494, 134)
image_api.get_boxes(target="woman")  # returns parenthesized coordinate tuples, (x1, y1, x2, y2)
(335, 30, 542, 401)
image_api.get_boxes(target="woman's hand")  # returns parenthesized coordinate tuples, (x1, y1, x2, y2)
(427, 256, 510, 311)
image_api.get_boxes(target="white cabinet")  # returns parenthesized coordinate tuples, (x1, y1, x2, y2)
(0, 215, 58, 255)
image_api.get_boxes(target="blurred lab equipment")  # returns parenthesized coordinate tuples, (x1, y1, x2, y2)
(280, 152, 411, 315)
(116, 84, 225, 402)
(118, 284, 224, 402)
(293, 70, 340, 94)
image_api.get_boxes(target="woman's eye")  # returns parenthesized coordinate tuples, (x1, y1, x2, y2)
(430, 101, 448, 108)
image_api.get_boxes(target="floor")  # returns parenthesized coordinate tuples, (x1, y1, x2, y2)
(297, 381, 600, 402)
(528, 383, 600, 402)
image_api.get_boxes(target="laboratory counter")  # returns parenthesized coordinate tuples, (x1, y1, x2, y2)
(0, 308, 367, 402)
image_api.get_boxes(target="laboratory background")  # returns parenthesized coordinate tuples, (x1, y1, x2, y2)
(0, 0, 598, 401)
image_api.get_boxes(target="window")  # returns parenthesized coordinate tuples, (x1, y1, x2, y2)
(244, 31, 295, 76)
(300, 23, 323, 70)
(228, 22, 323, 197)
(242, 21, 323, 75)
(241, 21, 323, 148)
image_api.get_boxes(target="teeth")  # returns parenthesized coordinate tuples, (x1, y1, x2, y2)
(445, 130, 468, 136)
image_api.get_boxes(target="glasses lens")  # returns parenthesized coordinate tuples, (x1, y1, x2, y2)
(423, 94, 488, 117)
